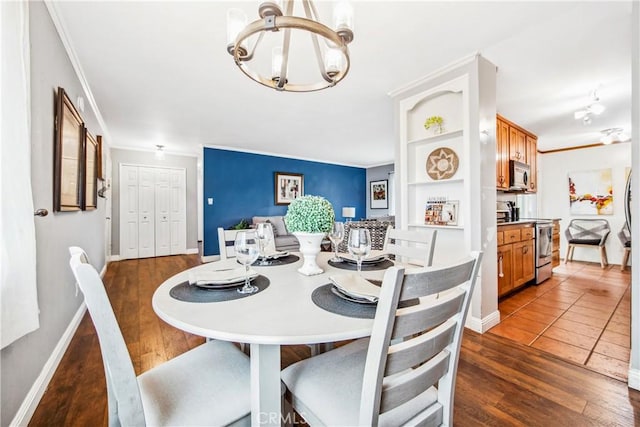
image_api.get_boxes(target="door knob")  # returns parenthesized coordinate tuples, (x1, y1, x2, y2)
(34, 208, 48, 217)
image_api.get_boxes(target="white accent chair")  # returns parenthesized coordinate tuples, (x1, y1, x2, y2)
(68, 250, 251, 426)
(618, 226, 631, 271)
(281, 252, 482, 426)
(383, 227, 438, 267)
(564, 219, 611, 268)
(218, 227, 276, 260)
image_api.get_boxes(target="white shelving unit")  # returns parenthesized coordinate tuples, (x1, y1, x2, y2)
(390, 54, 499, 334)
(396, 76, 469, 252)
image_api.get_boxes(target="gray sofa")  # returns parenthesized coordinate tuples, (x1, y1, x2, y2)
(252, 216, 300, 252)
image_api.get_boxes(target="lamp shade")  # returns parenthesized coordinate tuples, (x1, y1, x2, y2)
(342, 207, 355, 218)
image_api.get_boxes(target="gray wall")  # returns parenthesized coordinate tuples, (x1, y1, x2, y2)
(1, 3, 107, 424)
(110, 149, 199, 256)
(366, 163, 394, 218)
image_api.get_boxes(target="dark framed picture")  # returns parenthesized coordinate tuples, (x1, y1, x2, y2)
(370, 179, 388, 209)
(53, 87, 84, 212)
(83, 130, 98, 210)
(275, 172, 304, 205)
(96, 135, 104, 180)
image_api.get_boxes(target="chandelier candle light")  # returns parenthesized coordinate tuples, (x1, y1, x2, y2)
(226, 1, 354, 92)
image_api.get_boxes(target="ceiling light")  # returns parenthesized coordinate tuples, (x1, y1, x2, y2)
(574, 89, 605, 124)
(226, 1, 354, 92)
(600, 128, 629, 145)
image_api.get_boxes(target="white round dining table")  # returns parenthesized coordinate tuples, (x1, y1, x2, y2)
(152, 252, 391, 426)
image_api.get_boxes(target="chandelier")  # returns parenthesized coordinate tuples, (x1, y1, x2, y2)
(226, 1, 354, 92)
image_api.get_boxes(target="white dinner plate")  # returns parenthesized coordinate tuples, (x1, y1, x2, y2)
(329, 273, 380, 302)
(330, 286, 377, 305)
(189, 267, 258, 288)
(339, 250, 388, 265)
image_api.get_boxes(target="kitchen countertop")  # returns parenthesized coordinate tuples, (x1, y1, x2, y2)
(497, 218, 561, 226)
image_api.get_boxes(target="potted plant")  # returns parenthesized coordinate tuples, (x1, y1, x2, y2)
(285, 195, 335, 275)
(424, 115, 445, 134)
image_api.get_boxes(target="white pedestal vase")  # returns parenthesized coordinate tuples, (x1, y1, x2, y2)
(293, 232, 325, 276)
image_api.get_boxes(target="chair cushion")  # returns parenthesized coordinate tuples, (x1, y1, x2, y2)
(281, 338, 438, 426)
(568, 238, 601, 246)
(138, 340, 250, 426)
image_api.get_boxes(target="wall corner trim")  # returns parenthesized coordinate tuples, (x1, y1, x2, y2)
(465, 310, 500, 334)
(9, 303, 87, 427)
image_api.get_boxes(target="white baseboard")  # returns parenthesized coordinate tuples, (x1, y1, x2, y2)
(186, 248, 199, 255)
(109, 255, 121, 262)
(628, 366, 640, 390)
(201, 254, 220, 263)
(10, 303, 87, 427)
(466, 310, 501, 334)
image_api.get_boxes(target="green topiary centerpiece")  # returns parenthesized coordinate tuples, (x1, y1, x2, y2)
(284, 195, 335, 234)
(285, 195, 335, 276)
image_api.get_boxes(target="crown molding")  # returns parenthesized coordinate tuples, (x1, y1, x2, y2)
(44, 1, 111, 145)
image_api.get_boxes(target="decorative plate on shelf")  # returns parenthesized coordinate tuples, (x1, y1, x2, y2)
(426, 147, 459, 180)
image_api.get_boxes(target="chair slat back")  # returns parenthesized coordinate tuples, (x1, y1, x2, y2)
(383, 228, 437, 267)
(565, 219, 610, 244)
(69, 255, 145, 426)
(359, 252, 482, 426)
(218, 227, 240, 260)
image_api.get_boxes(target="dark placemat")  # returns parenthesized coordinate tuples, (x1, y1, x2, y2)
(328, 258, 394, 271)
(311, 284, 377, 319)
(252, 254, 300, 267)
(170, 275, 270, 303)
(312, 283, 420, 319)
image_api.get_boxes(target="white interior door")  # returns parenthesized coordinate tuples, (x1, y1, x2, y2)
(120, 165, 139, 259)
(170, 168, 187, 255)
(138, 167, 155, 258)
(155, 168, 171, 257)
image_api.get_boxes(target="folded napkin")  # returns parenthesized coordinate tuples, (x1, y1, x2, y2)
(188, 267, 257, 285)
(260, 250, 289, 260)
(329, 273, 380, 302)
(339, 250, 388, 264)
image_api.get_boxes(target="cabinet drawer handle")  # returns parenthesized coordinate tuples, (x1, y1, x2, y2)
(498, 254, 504, 278)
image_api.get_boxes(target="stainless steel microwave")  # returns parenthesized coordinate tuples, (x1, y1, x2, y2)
(509, 160, 530, 191)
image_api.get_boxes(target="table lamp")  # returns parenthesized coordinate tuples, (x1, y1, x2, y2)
(342, 207, 356, 222)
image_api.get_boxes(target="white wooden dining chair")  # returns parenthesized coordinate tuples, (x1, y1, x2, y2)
(218, 227, 276, 260)
(281, 251, 482, 426)
(383, 227, 438, 267)
(68, 251, 252, 426)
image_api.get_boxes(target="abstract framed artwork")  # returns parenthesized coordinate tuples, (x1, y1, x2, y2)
(568, 168, 613, 215)
(53, 87, 84, 212)
(370, 179, 388, 209)
(274, 172, 304, 205)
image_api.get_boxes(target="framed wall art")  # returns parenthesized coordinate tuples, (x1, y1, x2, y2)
(568, 168, 613, 215)
(83, 130, 98, 210)
(370, 179, 388, 209)
(96, 135, 104, 180)
(274, 172, 304, 205)
(53, 87, 85, 212)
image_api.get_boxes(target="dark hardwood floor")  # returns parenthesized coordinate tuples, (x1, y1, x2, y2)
(30, 255, 640, 426)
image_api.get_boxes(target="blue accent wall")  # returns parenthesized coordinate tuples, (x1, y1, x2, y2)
(203, 148, 366, 256)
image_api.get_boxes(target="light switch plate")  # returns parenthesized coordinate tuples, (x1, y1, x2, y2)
(207, 198, 213, 205)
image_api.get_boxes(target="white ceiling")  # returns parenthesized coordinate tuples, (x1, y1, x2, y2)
(52, 1, 633, 167)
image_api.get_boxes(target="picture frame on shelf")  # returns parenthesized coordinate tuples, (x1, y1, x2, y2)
(83, 130, 98, 210)
(424, 200, 459, 226)
(274, 172, 304, 205)
(53, 87, 84, 212)
(370, 179, 388, 209)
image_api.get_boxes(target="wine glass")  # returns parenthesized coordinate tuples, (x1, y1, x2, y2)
(255, 222, 274, 265)
(234, 231, 260, 294)
(347, 228, 371, 274)
(328, 221, 345, 262)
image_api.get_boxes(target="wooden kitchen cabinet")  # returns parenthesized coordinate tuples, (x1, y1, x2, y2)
(526, 134, 537, 193)
(495, 115, 537, 192)
(552, 220, 561, 268)
(509, 127, 526, 162)
(497, 223, 536, 298)
(496, 118, 510, 190)
(497, 243, 513, 296)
